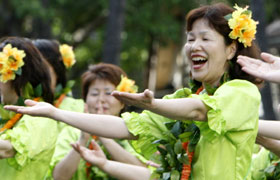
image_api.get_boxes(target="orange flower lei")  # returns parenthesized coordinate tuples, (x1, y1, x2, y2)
(0, 97, 40, 133)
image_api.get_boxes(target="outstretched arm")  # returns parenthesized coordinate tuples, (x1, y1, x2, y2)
(112, 89, 207, 121)
(0, 140, 15, 159)
(258, 120, 280, 140)
(72, 140, 150, 180)
(237, 52, 280, 83)
(99, 137, 145, 167)
(5, 100, 136, 139)
(256, 135, 280, 157)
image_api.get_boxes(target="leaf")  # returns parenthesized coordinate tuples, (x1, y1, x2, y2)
(22, 82, 34, 99)
(178, 131, 192, 142)
(153, 139, 168, 145)
(34, 84, 42, 97)
(170, 170, 180, 180)
(54, 84, 63, 99)
(15, 68, 22, 75)
(174, 139, 182, 154)
(177, 153, 189, 165)
(162, 172, 171, 180)
(63, 80, 75, 94)
(164, 121, 176, 130)
(224, 14, 232, 20)
(170, 121, 181, 138)
(16, 96, 25, 106)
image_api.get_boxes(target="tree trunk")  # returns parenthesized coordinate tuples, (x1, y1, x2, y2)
(102, 0, 126, 65)
(251, 0, 277, 120)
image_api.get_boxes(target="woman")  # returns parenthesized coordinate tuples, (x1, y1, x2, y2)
(5, 3, 262, 179)
(32, 39, 84, 133)
(51, 63, 146, 180)
(0, 37, 58, 179)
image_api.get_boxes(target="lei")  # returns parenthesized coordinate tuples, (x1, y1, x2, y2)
(0, 83, 43, 133)
(151, 74, 230, 180)
(53, 80, 75, 108)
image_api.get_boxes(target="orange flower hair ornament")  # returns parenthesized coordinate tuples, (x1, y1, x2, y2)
(0, 44, 26, 83)
(59, 44, 76, 68)
(225, 4, 258, 48)
(116, 75, 138, 93)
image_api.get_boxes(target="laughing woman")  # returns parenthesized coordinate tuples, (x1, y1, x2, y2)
(0, 37, 58, 179)
(5, 3, 262, 180)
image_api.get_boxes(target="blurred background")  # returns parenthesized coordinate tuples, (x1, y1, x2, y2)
(1, 0, 280, 120)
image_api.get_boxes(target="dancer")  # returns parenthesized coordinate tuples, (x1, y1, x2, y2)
(5, 3, 262, 179)
(0, 37, 58, 179)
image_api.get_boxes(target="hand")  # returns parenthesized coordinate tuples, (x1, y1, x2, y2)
(112, 89, 155, 109)
(4, 99, 56, 118)
(71, 140, 107, 168)
(237, 52, 280, 83)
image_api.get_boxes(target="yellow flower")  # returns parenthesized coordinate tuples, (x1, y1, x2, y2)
(59, 44, 76, 68)
(0, 68, 15, 83)
(0, 44, 26, 83)
(116, 75, 138, 93)
(227, 4, 258, 47)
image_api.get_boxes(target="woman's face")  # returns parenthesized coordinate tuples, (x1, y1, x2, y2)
(86, 79, 124, 116)
(0, 81, 18, 104)
(185, 18, 236, 86)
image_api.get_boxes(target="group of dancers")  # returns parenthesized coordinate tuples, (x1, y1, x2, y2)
(0, 2, 280, 180)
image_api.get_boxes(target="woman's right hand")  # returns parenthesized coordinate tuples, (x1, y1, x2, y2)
(71, 140, 107, 168)
(4, 99, 56, 118)
(112, 89, 155, 109)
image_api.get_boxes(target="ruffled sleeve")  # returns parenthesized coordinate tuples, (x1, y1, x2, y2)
(190, 80, 261, 142)
(122, 88, 193, 159)
(0, 115, 58, 170)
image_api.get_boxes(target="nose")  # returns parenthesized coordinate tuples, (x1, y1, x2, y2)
(190, 39, 202, 52)
(97, 92, 105, 102)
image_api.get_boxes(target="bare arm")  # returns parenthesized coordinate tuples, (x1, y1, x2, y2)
(258, 120, 280, 140)
(53, 132, 89, 180)
(256, 135, 280, 157)
(113, 89, 208, 121)
(99, 137, 145, 167)
(72, 141, 150, 180)
(0, 140, 15, 159)
(5, 100, 136, 140)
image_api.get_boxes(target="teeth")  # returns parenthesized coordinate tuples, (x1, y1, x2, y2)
(192, 57, 207, 61)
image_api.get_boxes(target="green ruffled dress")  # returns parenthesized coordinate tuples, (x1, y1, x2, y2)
(0, 114, 58, 180)
(123, 80, 261, 180)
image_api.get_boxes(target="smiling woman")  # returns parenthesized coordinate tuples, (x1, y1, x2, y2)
(4, 3, 263, 180)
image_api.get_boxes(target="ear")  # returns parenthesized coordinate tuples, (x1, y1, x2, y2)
(226, 41, 237, 60)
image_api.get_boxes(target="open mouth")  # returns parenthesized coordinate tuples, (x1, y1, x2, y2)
(192, 56, 207, 69)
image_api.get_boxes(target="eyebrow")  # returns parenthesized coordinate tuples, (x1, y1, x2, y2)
(188, 31, 210, 36)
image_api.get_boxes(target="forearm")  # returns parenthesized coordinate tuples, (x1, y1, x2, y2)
(99, 138, 145, 167)
(100, 160, 150, 180)
(52, 109, 136, 139)
(149, 98, 207, 121)
(53, 149, 82, 180)
(258, 120, 280, 140)
(257, 137, 280, 157)
(0, 140, 15, 158)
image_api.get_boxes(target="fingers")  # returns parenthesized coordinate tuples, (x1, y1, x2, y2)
(261, 52, 277, 63)
(237, 55, 261, 67)
(241, 67, 261, 78)
(144, 89, 154, 99)
(71, 142, 81, 154)
(90, 140, 101, 151)
(24, 99, 38, 106)
(4, 105, 22, 112)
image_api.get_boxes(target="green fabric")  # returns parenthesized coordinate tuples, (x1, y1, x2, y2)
(122, 88, 192, 160)
(0, 115, 58, 180)
(46, 125, 145, 180)
(123, 79, 260, 180)
(251, 145, 270, 180)
(56, 97, 84, 132)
